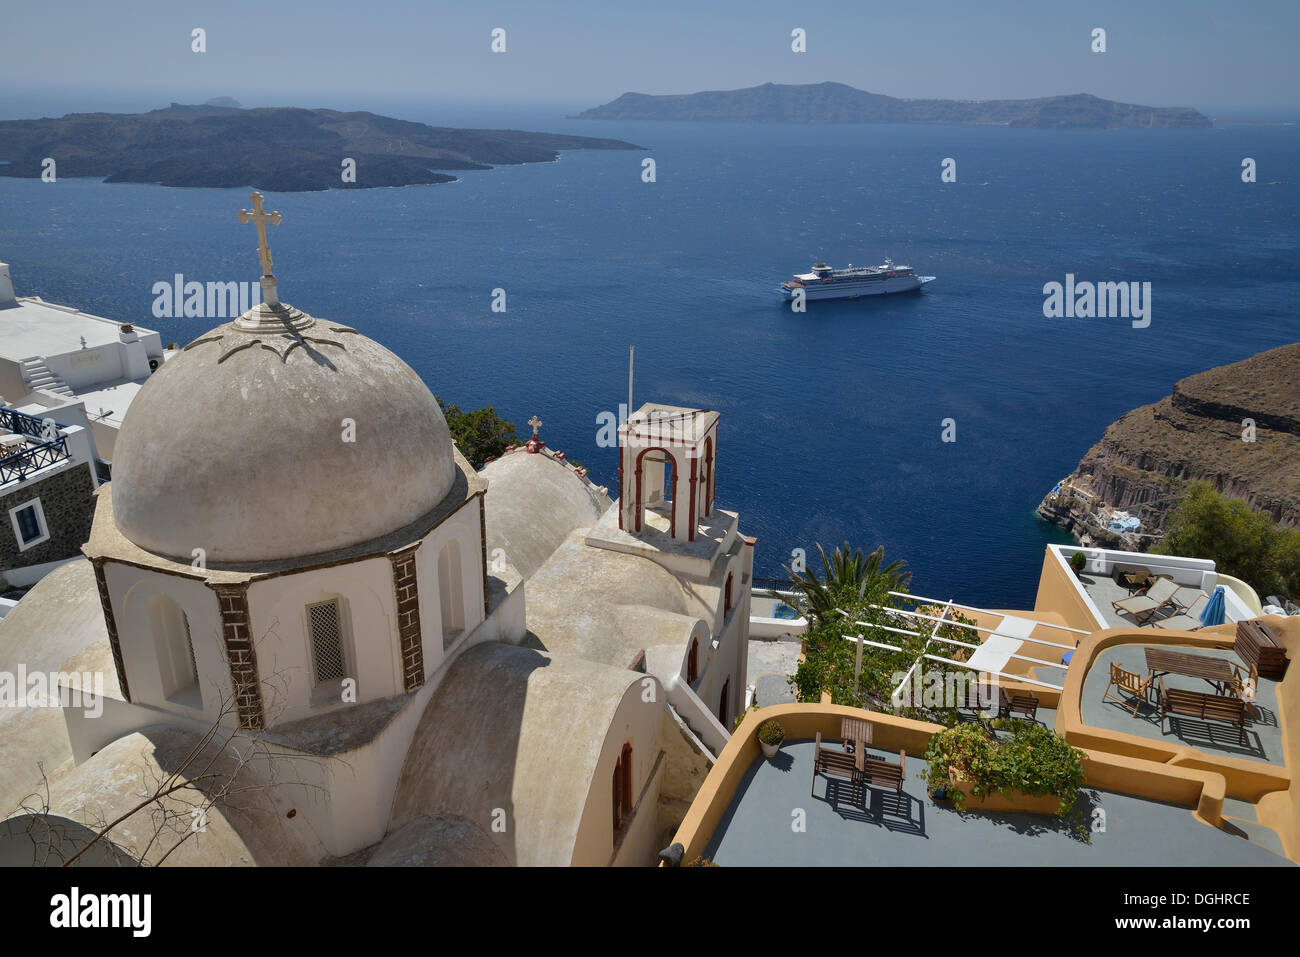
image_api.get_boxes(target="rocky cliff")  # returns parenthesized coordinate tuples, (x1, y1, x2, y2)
(1038, 342, 1300, 549)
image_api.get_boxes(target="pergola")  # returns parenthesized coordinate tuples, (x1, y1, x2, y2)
(832, 590, 1090, 706)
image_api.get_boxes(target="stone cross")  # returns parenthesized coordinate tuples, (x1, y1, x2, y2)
(237, 192, 283, 307)
(528, 415, 543, 439)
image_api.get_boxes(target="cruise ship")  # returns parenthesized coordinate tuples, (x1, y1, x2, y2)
(779, 259, 936, 301)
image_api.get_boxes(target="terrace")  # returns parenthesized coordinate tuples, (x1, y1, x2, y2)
(682, 707, 1292, 867)
(682, 544, 1298, 866)
(1043, 544, 1257, 631)
(0, 407, 73, 488)
(1081, 642, 1283, 765)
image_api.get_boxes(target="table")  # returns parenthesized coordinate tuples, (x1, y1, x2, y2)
(1116, 566, 1153, 593)
(1144, 648, 1239, 696)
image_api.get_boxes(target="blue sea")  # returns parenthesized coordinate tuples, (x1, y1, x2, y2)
(2, 105, 1297, 609)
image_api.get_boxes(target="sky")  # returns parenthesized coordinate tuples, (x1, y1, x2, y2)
(0, 0, 1297, 119)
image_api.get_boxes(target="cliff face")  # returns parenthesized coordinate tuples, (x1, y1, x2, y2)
(1039, 342, 1300, 548)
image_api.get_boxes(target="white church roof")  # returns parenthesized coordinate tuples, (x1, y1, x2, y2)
(389, 642, 646, 866)
(109, 308, 459, 563)
(481, 447, 611, 581)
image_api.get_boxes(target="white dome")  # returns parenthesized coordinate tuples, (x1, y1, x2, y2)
(111, 306, 457, 563)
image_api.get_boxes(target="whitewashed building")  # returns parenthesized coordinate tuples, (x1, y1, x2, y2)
(0, 261, 170, 467)
(0, 199, 751, 866)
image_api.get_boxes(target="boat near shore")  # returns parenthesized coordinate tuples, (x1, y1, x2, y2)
(779, 259, 936, 301)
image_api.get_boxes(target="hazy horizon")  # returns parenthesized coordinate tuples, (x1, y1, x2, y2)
(2, 0, 1297, 123)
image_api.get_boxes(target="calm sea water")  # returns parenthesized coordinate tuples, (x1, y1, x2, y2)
(2, 108, 1297, 608)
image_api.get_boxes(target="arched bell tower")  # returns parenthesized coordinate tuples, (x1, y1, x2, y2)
(617, 403, 719, 543)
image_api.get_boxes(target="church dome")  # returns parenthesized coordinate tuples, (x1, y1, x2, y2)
(111, 305, 457, 563)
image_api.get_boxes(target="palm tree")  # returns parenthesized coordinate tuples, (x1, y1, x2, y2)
(784, 541, 912, 626)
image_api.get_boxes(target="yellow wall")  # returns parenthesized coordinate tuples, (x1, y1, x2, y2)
(1033, 549, 1102, 631)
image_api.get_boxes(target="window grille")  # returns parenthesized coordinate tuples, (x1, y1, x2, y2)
(308, 599, 345, 683)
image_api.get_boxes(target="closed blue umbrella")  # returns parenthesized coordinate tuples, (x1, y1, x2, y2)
(1199, 585, 1227, 627)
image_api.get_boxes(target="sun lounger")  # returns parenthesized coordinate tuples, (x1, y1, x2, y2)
(1112, 576, 1183, 625)
(1153, 593, 1211, 630)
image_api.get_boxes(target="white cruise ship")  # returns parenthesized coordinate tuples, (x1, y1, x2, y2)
(779, 259, 936, 301)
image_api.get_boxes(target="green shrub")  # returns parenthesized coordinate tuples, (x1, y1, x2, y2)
(1070, 550, 1087, 572)
(923, 721, 1086, 816)
(1155, 482, 1300, 598)
(436, 396, 518, 469)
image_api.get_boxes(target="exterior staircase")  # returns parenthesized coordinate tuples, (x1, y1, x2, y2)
(19, 356, 75, 398)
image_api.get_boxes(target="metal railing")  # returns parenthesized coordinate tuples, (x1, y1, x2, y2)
(0, 406, 61, 441)
(0, 436, 70, 484)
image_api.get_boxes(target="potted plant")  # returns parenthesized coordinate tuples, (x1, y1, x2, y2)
(757, 719, 785, 758)
(1070, 550, 1088, 578)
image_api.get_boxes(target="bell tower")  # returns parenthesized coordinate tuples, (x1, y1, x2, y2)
(618, 403, 719, 543)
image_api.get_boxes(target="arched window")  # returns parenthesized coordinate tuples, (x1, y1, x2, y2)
(687, 637, 698, 684)
(620, 742, 633, 815)
(718, 679, 730, 726)
(634, 447, 678, 533)
(148, 595, 200, 707)
(702, 436, 714, 517)
(438, 539, 465, 649)
(724, 571, 734, 615)
(613, 741, 634, 832)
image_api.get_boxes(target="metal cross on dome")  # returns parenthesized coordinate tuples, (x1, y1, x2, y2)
(528, 415, 543, 438)
(237, 191, 283, 307)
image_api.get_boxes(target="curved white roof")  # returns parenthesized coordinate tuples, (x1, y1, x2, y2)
(482, 448, 611, 580)
(110, 309, 457, 563)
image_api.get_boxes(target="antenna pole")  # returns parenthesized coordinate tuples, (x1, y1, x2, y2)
(628, 345, 634, 422)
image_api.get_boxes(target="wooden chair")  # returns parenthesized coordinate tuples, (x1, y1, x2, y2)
(861, 750, 906, 796)
(1231, 661, 1259, 708)
(1101, 661, 1152, 716)
(955, 679, 995, 715)
(998, 688, 1040, 722)
(1113, 565, 1153, 593)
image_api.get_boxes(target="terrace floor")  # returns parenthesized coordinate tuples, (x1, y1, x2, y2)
(703, 739, 1291, 866)
(1077, 574, 1218, 630)
(1079, 643, 1283, 765)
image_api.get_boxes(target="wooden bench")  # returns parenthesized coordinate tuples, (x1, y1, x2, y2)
(1157, 678, 1247, 745)
(811, 731, 860, 797)
(860, 751, 906, 796)
(1236, 619, 1288, 681)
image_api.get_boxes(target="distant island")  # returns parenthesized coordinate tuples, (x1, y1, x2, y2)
(1038, 342, 1300, 550)
(576, 81, 1211, 129)
(0, 104, 643, 191)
